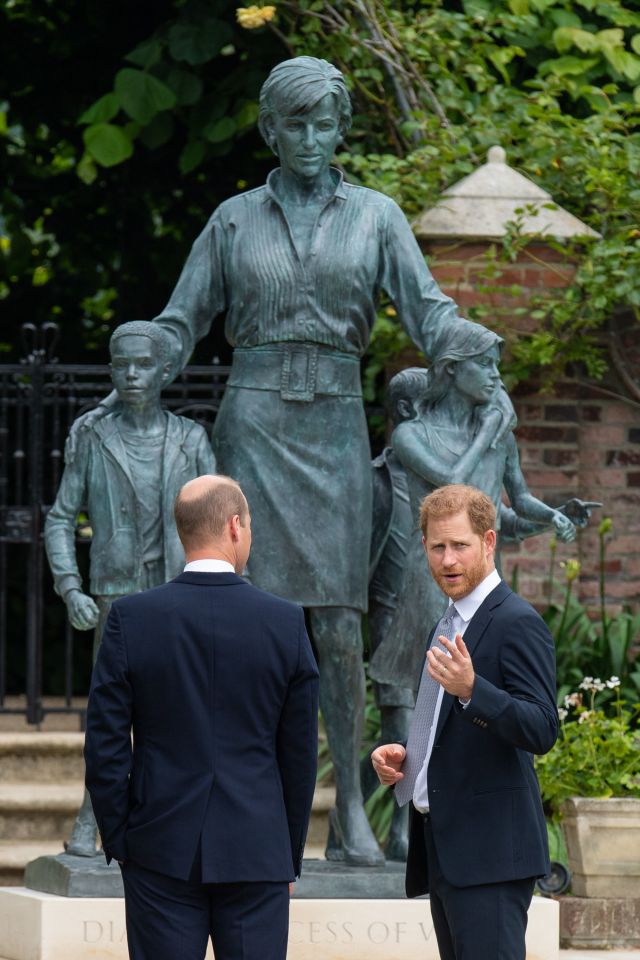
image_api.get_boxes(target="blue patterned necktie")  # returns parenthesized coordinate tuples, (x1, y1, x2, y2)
(395, 606, 458, 808)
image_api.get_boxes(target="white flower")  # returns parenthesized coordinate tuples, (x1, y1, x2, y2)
(579, 677, 604, 692)
(606, 676, 621, 689)
(565, 692, 582, 708)
(578, 710, 594, 724)
(558, 707, 568, 721)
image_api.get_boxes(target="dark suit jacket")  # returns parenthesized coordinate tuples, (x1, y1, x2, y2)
(405, 580, 558, 896)
(84, 571, 319, 883)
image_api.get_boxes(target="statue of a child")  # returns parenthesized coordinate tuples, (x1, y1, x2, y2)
(45, 321, 215, 856)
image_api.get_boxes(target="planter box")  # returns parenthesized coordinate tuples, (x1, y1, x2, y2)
(562, 797, 640, 898)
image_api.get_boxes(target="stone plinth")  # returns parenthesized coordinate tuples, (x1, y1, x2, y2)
(562, 797, 640, 898)
(24, 853, 122, 897)
(559, 896, 640, 949)
(0, 888, 559, 960)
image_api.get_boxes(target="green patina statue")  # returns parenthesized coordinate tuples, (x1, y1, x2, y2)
(71, 57, 517, 866)
(368, 324, 598, 699)
(45, 321, 214, 856)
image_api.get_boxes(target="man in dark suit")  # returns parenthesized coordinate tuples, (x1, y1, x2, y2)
(85, 474, 319, 960)
(371, 483, 558, 960)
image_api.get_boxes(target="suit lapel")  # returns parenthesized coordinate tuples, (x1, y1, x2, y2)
(434, 580, 512, 740)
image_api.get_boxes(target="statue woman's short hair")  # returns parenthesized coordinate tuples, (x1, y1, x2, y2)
(258, 56, 352, 154)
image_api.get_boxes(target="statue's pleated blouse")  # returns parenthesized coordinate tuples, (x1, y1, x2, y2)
(155, 169, 466, 610)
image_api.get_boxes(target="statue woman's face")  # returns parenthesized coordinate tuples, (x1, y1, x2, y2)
(270, 92, 342, 181)
(450, 344, 501, 404)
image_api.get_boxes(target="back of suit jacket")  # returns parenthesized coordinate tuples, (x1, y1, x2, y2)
(405, 581, 558, 896)
(85, 572, 319, 883)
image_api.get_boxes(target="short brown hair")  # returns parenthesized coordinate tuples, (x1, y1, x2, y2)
(174, 475, 248, 549)
(420, 484, 496, 540)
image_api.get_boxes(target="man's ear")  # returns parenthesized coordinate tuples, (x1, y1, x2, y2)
(229, 514, 241, 541)
(161, 361, 171, 382)
(422, 534, 428, 555)
(484, 528, 497, 555)
(444, 361, 456, 378)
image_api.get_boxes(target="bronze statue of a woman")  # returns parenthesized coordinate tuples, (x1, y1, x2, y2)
(78, 57, 514, 866)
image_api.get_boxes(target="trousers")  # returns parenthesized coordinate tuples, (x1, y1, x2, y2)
(121, 860, 289, 960)
(423, 815, 535, 960)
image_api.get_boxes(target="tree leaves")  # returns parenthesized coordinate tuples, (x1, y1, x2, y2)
(167, 19, 232, 65)
(82, 123, 133, 166)
(78, 93, 119, 125)
(114, 69, 177, 125)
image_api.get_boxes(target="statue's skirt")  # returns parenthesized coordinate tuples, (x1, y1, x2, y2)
(211, 345, 371, 612)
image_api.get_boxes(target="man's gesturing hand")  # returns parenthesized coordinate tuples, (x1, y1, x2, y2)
(427, 634, 475, 701)
(371, 743, 406, 786)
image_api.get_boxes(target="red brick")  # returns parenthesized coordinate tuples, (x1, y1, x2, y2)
(606, 450, 640, 466)
(603, 403, 640, 424)
(584, 469, 627, 487)
(516, 425, 579, 443)
(447, 243, 495, 260)
(544, 404, 579, 422)
(524, 470, 578, 487)
(580, 425, 626, 445)
(605, 534, 640, 554)
(578, 448, 605, 467)
(543, 449, 579, 467)
(579, 405, 602, 422)
(516, 403, 544, 419)
(430, 264, 468, 284)
(523, 244, 574, 263)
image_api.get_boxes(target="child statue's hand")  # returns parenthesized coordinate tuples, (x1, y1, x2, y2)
(552, 511, 576, 543)
(66, 589, 100, 630)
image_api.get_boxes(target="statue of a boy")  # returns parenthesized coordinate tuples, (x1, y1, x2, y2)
(45, 320, 215, 856)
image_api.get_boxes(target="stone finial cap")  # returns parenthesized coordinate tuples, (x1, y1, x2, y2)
(413, 145, 601, 241)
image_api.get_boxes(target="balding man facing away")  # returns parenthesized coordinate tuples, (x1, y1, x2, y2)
(84, 474, 319, 960)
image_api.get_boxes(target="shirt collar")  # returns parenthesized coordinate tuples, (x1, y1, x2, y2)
(450, 568, 502, 623)
(184, 559, 236, 574)
(263, 166, 347, 204)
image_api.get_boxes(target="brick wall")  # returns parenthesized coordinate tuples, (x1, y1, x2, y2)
(420, 240, 640, 614)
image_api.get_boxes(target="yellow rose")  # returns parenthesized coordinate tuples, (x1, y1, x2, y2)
(236, 5, 276, 29)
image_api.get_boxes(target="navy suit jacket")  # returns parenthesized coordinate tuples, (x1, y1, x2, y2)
(84, 572, 319, 883)
(405, 580, 558, 896)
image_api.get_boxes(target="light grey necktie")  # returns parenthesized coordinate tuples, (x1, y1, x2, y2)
(395, 606, 457, 808)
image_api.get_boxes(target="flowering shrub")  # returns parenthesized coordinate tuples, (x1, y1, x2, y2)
(535, 677, 640, 821)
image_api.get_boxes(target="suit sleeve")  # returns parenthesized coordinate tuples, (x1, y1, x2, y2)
(276, 608, 320, 878)
(458, 607, 559, 755)
(84, 604, 133, 862)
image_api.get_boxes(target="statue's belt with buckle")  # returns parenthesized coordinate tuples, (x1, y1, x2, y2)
(227, 344, 362, 402)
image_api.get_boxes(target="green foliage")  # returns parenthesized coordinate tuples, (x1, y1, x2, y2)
(544, 519, 640, 707)
(0, 0, 279, 358)
(77, 3, 260, 175)
(274, 0, 640, 392)
(2, 0, 639, 377)
(535, 680, 640, 819)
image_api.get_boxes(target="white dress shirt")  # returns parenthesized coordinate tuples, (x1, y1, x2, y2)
(184, 559, 236, 573)
(413, 568, 502, 812)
